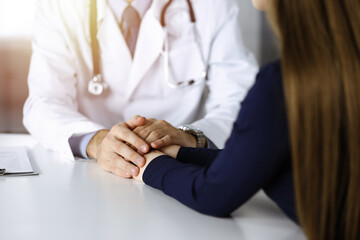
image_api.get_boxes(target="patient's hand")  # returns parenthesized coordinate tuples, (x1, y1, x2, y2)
(133, 150, 165, 182)
(160, 145, 181, 159)
(133, 118, 197, 149)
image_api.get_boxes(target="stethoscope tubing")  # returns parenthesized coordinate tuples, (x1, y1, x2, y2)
(90, 0, 100, 77)
(160, 0, 196, 27)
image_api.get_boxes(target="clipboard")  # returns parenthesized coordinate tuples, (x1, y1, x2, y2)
(0, 147, 39, 176)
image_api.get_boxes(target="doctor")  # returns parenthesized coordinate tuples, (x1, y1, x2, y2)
(23, 0, 258, 178)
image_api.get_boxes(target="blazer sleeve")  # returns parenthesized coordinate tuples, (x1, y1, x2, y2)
(143, 62, 291, 217)
(176, 147, 221, 166)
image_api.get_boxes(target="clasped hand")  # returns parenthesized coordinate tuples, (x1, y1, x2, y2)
(86, 116, 188, 179)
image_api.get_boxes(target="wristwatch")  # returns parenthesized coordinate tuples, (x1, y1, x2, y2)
(177, 125, 206, 148)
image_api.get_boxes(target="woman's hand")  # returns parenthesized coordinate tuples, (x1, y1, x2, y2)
(133, 118, 197, 149)
(133, 150, 165, 182)
(160, 145, 181, 159)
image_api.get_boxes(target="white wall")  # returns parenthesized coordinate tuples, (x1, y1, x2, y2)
(0, 0, 36, 38)
(0, 0, 35, 133)
(237, 0, 279, 65)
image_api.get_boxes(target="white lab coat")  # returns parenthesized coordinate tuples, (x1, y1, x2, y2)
(23, 0, 258, 160)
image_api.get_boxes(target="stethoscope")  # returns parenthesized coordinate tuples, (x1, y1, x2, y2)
(88, 0, 208, 96)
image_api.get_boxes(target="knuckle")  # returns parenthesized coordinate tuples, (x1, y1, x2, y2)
(159, 120, 167, 125)
(159, 136, 168, 144)
(111, 124, 119, 132)
(109, 126, 115, 132)
(152, 130, 161, 138)
(102, 136, 110, 145)
(166, 134, 173, 141)
(117, 121, 126, 127)
(110, 126, 118, 136)
(175, 129, 182, 137)
(108, 134, 117, 142)
(116, 122, 127, 131)
(133, 126, 143, 134)
(138, 128, 149, 137)
(119, 130, 130, 140)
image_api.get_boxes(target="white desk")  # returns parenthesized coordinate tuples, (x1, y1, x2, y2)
(0, 134, 306, 240)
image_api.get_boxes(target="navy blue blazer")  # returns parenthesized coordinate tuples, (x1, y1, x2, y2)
(143, 61, 298, 223)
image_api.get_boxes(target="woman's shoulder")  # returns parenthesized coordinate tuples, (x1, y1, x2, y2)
(255, 60, 283, 89)
(236, 60, 285, 126)
(243, 60, 283, 104)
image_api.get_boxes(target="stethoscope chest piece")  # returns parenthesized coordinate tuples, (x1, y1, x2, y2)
(88, 74, 108, 96)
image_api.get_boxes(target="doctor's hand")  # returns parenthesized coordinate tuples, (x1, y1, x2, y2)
(133, 118, 197, 149)
(86, 116, 150, 178)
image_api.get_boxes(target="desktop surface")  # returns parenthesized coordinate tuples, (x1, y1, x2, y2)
(0, 134, 306, 240)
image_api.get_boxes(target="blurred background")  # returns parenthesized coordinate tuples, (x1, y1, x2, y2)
(0, 0, 278, 134)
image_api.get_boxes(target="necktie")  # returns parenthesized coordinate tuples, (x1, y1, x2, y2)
(120, 4, 141, 58)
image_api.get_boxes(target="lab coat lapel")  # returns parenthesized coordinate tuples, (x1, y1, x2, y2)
(96, 0, 132, 85)
(126, 5, 165, 99)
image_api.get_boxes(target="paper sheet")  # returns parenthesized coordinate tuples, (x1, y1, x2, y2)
(0, 147, 33, 174)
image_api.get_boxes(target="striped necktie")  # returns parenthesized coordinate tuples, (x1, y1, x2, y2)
(120, 3, 141, 58)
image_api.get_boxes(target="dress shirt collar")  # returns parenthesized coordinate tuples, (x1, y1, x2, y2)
(107, 0, 153, 22)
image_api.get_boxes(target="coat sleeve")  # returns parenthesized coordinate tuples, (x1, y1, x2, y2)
(189, 0, 258, 148)
(23, 0, 105, 160)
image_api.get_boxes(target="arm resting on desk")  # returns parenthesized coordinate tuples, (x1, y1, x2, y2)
(142, 63, 297, 221)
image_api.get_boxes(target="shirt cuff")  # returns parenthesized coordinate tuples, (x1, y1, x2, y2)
(68, 131, 98, 159)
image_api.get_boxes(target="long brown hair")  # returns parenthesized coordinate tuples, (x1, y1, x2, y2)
(268, 0, 360, 239)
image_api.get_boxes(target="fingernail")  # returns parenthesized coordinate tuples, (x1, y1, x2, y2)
(131, 168, 137, 174)
(141, 145, 148, 152)
(137, 157, 144, 165)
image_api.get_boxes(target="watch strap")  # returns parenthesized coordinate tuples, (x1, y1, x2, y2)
(177, 125, 206, 148)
